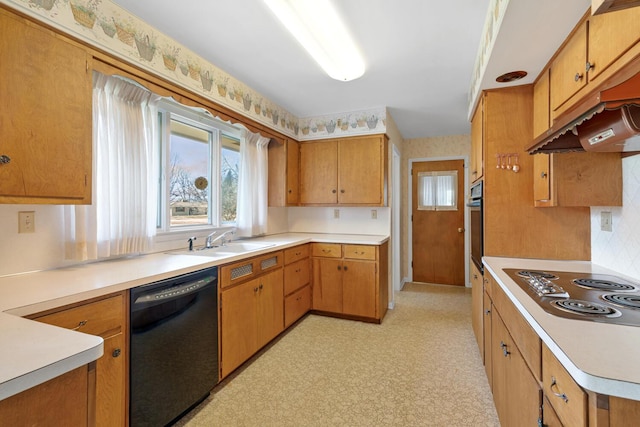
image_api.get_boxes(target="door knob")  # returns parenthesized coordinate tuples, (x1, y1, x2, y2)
(457, 228, 464, 233)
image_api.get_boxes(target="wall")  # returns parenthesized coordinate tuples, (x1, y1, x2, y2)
(591, 155, 640, 280)
(401, 135, 472, 283)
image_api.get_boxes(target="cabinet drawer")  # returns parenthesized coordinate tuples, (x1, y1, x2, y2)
(343, 244, 376, 260)
(284, 244, 309, 264)
(492, 278, 542, 381)
(312, 243, 341, 258)
(284, 258, 310, 295)
(220, 250, 283, 289)
(33, 293, 124, 337)
(542, 344, 587, 427)
(284, 284, 311, 327)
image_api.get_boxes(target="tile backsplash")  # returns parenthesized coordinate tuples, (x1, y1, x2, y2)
(591, 155, 640, 280)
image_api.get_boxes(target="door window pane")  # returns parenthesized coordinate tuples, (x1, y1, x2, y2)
(418, 170, 458, 211)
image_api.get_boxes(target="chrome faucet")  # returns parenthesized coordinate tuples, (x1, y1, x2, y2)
(204, 229, 235, 249)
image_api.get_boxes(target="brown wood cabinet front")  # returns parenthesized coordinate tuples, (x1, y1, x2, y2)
(471, 261, 483, 353)
(0, 365, 94, 426)
(533, 152, 622, 208)
(0, 8, 92, 204)
(299, 135, 387, 206)
(532, 69, 551, 139)
(220, 268, 284, 378)
(268, 138, 300, 206)
(311, 242, 386, 322)
(31, 293, 127, 427)
(470, 98, 483, 182)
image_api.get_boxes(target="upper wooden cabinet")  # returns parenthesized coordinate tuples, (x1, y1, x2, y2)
(550, 22, 588, 113)
(533, 151, 622, 207)
(588, 6, 640, 81)
(299, 134, 388, 206)
(532, 69, 551, 140)
(0, 8, 92, 204)
(470, 98, 484, 182)
(268, 138, 299, 206)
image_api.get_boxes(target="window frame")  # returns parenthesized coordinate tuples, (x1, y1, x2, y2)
(417, 170, 458, 211)
(155, 99, 242, 236)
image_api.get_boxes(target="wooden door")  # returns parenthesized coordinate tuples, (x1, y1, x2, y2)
(342, 260, 376, 318)
(300, 140, 338, 204)
(588, 6, 640, 81)
(471, 262, 483, 352)
(550, 22, 587, 111)
(97, 333, 125, 427)
(338, 136, 382, 204)
(286, 139, 300, 205)
(312, 257, 343, 312)
(470, 99, 483, 182)
(256, 269, 284, 348)
(0, 9, 91, 203)
(411, 160, 465, 285)
(533, 69, 550, 139)
(221, 279, 258, 378)
(483, 289, 493, 389)
(533, 154, 551, 202)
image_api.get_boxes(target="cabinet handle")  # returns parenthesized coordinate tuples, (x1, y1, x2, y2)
(295, 268, 301, 273)
(72, 320, 88, 330)
(332, 189, 337, 194)
(540, 172, 548, 178)
(340, 189, 345, 193)
(112, 348, 121, 358)
(254, 287, 259, 292)
(574, 72, 583, 82)
(473, 274, 478, 279)
(344, 266, 348, 271)
(585, 61, 595, 73)
(550, 377, 569, 403)
(0, 155, 10, 165)
(295, 252, 301, 256)
(259, 283, 263, 290)
(288, 189, 292, 194)
(500, 341, 510, 357)
(337, 265, 342, 271)
(484, 309, 491, 315)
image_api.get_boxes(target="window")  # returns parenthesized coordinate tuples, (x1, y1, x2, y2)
(157, 99, 241, 232)
(417, 170, 458, 211)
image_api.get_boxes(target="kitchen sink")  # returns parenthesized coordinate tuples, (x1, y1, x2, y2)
(167, 241, 275, 257)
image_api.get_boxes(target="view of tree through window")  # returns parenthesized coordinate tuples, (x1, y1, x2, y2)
(168, 118, 240, 227)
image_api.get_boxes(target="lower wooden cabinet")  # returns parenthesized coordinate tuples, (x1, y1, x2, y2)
(29, 292, 127, 427)
(284, 244, 311, 327)
(471, 261, 483, 352)
(0, 364, 95, 426)
(311, 242, 388, 322)
(220, 267, 284, 379)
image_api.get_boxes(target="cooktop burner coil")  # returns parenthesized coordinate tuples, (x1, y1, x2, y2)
(602, 294, 640, 310)
(551, 299, 622, 318)
(572, 278, 637, 292)
(517, 270, 559, 280)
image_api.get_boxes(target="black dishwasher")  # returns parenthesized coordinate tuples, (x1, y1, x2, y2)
(130, 266, 218, 427)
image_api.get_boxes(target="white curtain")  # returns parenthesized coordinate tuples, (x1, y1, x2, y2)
(236, 131, 270, 237)
(64, 72, 159, 260)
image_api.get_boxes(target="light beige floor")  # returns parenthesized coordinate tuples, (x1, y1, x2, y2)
(176, 282, 500, 426)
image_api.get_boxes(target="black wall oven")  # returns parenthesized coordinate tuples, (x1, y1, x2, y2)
(468, 181, 483, 273)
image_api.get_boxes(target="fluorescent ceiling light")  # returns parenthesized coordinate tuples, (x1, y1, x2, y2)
(263, 0, 365, 82)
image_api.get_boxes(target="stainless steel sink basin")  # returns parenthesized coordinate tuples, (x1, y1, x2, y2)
(166, 241, 275, 257)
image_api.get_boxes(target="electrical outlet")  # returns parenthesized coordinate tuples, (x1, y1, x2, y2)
(19, 211, 35, 233)
(601, 211, 613, 232)
(371, 209, 377, 219)
(334, 209, 340, 219)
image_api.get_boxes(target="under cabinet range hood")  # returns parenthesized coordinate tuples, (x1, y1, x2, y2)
(528, 71, 640, 154)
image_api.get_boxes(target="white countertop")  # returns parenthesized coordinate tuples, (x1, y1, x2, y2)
(0, 232, 388, 400)
(484, 256, 640, 401)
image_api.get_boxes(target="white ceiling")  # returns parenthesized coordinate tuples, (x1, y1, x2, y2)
(112, 0, 591, 140)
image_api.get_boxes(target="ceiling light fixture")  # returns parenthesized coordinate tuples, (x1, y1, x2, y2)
(263, 0, 365, 82)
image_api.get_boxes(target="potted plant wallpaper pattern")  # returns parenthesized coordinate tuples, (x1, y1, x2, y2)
(9, 0, 387, 140)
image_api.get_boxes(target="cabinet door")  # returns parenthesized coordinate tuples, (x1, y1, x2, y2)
(97, 333, 126, 427)
(312, 258, 343, 313)
(338, 136, 383, 204)
(256, 269, 284, 349)
(550, 22, 588, 112)
(483, 289, 492, 389)
(0, 9, 91, 203)
(221, 279, 259, 378)
(492, 311, 542, 427)
(471, 262, 483, 353)
(533, 154, 551, 203)
(286, 139, 300, 205)
(300, 140, 338, 204)
(533, 70, 550, 139)
(342, 260, 376, 318)
(588, 7, 640, 81)
(470, 99, 483, 182)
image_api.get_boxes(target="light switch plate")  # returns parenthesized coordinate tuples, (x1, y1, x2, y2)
(19, 211, 35, 233)
(600, 211, 613, 232)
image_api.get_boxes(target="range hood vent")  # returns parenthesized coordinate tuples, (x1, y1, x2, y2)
(528, 71, 640, 154)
